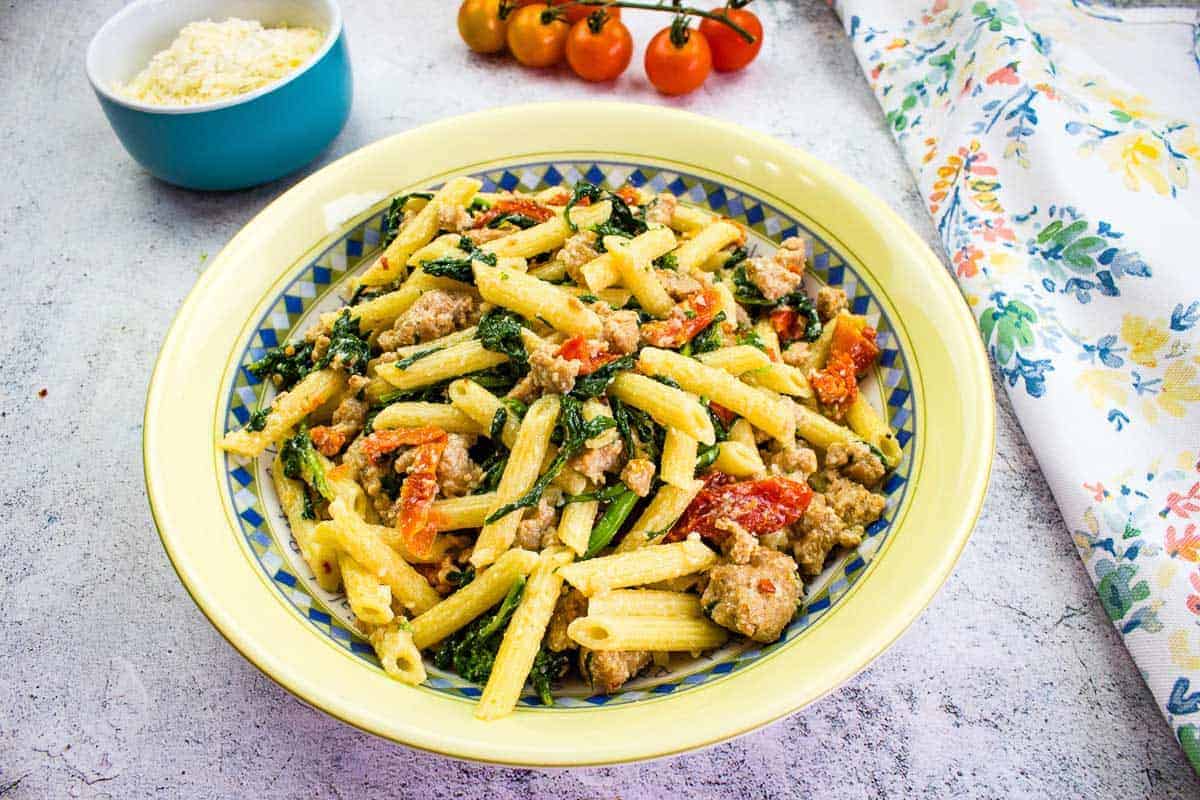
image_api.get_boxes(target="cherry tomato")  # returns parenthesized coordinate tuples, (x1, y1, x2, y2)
(457, 0, 510, 54)
(699, 7, 763, 72)
(565, 13, 633, 82)
(506, 4, 570, 67)
(644, 24, 712, 96)
(550, 0, 620, 25)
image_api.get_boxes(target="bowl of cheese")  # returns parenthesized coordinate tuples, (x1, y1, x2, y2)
(86, 0, 351, 190)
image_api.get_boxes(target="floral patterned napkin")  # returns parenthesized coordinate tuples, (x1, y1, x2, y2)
(830, 0, 1200, 771)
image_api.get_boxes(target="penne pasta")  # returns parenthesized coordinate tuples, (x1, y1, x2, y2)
(792, 400, 868, 452)
(557, 537, 719, 596)
(607, 240, 674, 318)
(409, 548, 540, 649)
(431, 492, 496, 531)
(696, 345, 772, 375)
(359, 176, 482, 286)
(339, 550, 394, 626)
(660, 429, 699, 489)
(473, 261, 602, 338)
(481, 201, 612, 259)
(588, 589, 703, 618)
(220, 368, 346, 457)
(567, 614, 728, 652)
(372, 402, 482, 434)
(669, 203, 716, 234)
(369, 621, 428, 685)
(471, 395, 560, 568)
(328, 497, 441, 615)
(608, 372, 715, 445)
(674, 221, 742, 273)
(615, 479, 705, 552)
(845, 394, 902, 468)
(556, 499, 599, 557)
(375, 339, 508, 391)
(477, 546, 574, 719)
(579, 227, 676, 292)
(272, 455, 340, 592)
(713, 440, 764, 477)
(638, 348, 794, 443)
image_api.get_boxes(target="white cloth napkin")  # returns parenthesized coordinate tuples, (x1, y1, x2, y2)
(831, 0, 1200, 770)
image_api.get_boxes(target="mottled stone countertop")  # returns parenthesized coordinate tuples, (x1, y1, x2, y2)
(3, 1, 1198, 797)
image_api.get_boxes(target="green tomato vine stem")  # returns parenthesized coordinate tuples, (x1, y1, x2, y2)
(562, 0, 758, 43)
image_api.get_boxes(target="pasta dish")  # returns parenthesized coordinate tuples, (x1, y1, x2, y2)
(219, 175, 899, 719)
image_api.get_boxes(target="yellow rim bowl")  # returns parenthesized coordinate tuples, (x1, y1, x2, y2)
(144, 101, 994, 766)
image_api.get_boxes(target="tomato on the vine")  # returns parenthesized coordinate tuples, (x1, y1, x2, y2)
(644, 20, 712, 96)
(566, 12, 633, 82)
(550, 0, 620, 25)
(699, 7, 763, 72)
(457, 0, 511, 54)
(506, 4, 570, 67)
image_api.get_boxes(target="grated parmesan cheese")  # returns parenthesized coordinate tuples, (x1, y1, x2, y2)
(116, 18, 324, 106)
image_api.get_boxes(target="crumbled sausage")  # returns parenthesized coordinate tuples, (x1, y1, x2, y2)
(656, 269, 702, 300)
(825, 475, 886, 527)
(378, 289, 478, 351)
(715, 518, 759, 565)
(579, 648, 652, 695)
(506, 374, 541, 403)
(546, 587, 588, 652)
(343, 437, 396, 525)
(745, 249, 805, 302)
(415, 540, 473, 596)
(437, 433, 482, 497)
(645, 192, 678, 227)
(781, 342, 810, 368)
(437, 203, 473, 233)
(620, 457, 657, 497)
(601, 309, 641, 354)
(463, 226, 508, 245)
(824, 440, 887, 487)
(701, 547, 801, 643)
(514, 491, 561, 551)
(559, 230, 600, 284)
(816, 286, 848, 322)
(569, 436, 624, 483)
(790, 493, 865, 576)
(765, 443, 818, 479)
(529, 345, 581, 395)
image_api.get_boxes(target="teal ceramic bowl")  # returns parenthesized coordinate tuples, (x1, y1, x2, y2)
(86, 0, 351, 191)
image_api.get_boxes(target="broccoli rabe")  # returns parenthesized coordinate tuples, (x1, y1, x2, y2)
(280, 427, 334, 502)
(246, 407, 270, 432)
(247, 340, 314, 390)
(433, 578, 526, 684)
(530, 647, 569, 705)
(382, 192, 434, 247)
(314, 310, 371, 375)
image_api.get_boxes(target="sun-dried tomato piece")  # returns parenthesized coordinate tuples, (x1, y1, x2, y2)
(829, 317, 880, 375)
(709, 402, 737, 428)
(809, 352, 859, 420)
(666, 474, 813, 543)
(359, 426, 448, 465)
(309, 425, 348, 457)
(640, 287, 722, 349)
(557, 335, 621, 376)
(614, 185, 641, 205)
(472, 198, 555, 229)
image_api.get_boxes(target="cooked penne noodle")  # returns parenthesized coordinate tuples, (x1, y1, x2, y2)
(669, 203, 716, 233)
(804, 310, 843, 371)
(448, 378, 521, 448)
(712, 281, 741, 327)
(846, 394, 902, 468)
(323, 460, 372, 520)
(674, 221, 742, 273)
(359, 176, 482, 286)
(372, 402, 481, 434)
(607, 241, 674, 318)
(481, 201, 612, 259)
(567, 614, 728, 652)
(579, 227, 676, 292)
(529, 259, 567, 282)
(220, 368, 346, 457)
(431, 492, 496, 531)
(615, 479, 705, 552)
(638, 348, 794, 443)
(608, 372, 715, 445)
(660, 429, 699, 489)
(406, 233, 466, 268)
(339, 550, 394, 626)
(744, 362, 815, 400)
(477, 546, 575, 719)
(375, 339, 508, 391)
(409, 548, 540, 649)
(556, 499, 599, 557)
(473, 261, 602, 338)
(588, 589, 703, 618)
(328, 497, 441, 615)
(696, 345, 772, 375)
(792, 401, 867, 452)
(557, 537, 719, 596)
(369, 621, 427, 685)
(728, 418, 758, 450)
(713, 440, 764, 477)
(471, 395, 560, 568)
(273, 455, 340, 592)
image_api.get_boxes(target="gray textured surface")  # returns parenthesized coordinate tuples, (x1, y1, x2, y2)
(2, 1, 1198, 797)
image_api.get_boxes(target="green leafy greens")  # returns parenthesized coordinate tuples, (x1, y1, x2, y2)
(382, 192, 434, 247)
(280, 427, 333, 503)
(432, 578, 526, 684)
(313, 310, 371, 375)
(248, 340, 314, 390)
(476, 308, 529, 366)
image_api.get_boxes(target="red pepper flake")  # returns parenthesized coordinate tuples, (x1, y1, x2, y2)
(641, 287, 722, 349)
(667, 474, 813, 543)
(757, 579, 776, 595)
(37, 388, 48, 398)
(472, 199, 555, 229)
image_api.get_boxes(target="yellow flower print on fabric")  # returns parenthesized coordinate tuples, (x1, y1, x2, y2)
(1076, 368, 1129, 410)
(1121, 314, 1170, 367)
(1098, 132, 1171, 195)
(1158, 363, 1200, 419)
